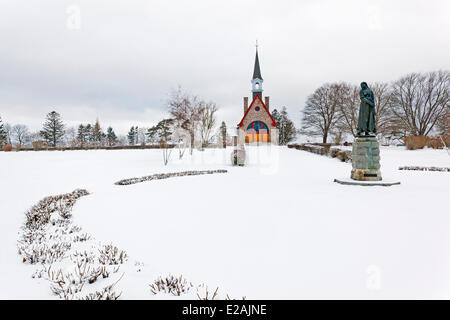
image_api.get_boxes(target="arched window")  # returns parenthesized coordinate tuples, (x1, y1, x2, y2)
(245, 121, 269, 143)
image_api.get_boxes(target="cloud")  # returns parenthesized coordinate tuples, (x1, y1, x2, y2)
(0, 0, 449, 134)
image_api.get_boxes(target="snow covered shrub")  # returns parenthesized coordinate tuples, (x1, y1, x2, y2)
(47, 259, 122, 299)
(98, 244, 128, 265)
(3, 144, 12, 151)
(331, 148, 351, 162)
(149, 275, 194, 296)
(196, 285, 219, 300)
(32, 141, 45, 150)
(425, 136, 450, 149)
(18, 189, 129, 300)
(196, 285, 246, 300)
(404, 136, 427, 150)
(23, 189, 89, 232)
(115, 170, 228, 186)
(82, 287, 122, 300)
(404, 135, 450, 150)
(399, 166, 450, 172)
(149, 276, 246, 300)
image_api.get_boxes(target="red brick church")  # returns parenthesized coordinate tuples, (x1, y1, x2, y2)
(237, 47, 278, 145)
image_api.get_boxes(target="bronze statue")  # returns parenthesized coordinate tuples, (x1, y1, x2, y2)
(357, 82, 376, 136)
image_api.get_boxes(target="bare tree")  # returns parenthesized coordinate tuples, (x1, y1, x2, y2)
(371, 82, 395, 136)
(301, 83, 344, 143)
(4, 123, 12, 144)
(390, 70, 450, 136)
(199, 102, 218, 149)
(172, 127, 190, 159)
(64, 126, 78, 147)
(137, 127, 148, 146)
(335, 83, 359, 137)
(168, 87, 203, 155)
(437, 108, 449, 136)
(12, 124, 30, 146)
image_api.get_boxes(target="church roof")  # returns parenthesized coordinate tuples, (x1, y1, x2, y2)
(237, 94, 277, 127)
(252, 50, 263, 80)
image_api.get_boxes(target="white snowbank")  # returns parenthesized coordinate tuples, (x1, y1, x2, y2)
(1, 146, 449, 299)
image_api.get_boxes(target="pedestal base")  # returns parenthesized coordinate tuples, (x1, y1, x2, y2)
(334, 178, 400, 187)
(231, 145, 246, 166)
(351, 136, 382, 181)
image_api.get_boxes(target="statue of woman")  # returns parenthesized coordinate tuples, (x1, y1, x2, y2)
(357, 82, 376, 136)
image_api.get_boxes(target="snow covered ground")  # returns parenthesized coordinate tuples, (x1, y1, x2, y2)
(0, 146, 449, 299)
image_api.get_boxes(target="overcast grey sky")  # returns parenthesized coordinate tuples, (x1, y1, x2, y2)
(1, 0, 449, 134)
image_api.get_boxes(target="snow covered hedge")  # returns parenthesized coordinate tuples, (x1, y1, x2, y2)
(398, 166, 450, 172)
(17, 189, 127, 300)
(287, 143, 351, 162)
(115, 169, 228, 186)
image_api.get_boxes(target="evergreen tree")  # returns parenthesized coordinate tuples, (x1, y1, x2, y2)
(272, 109, 281, 126)
(106, 127, 117, 146)
(156, 120, 173, 142)
(40, 111, 65, 147)
(77, 124, 86, 146)
(219, 121, 227, 148)
(146, 125, 159, 144)
(85, 124, 93, 144)
(127, 126, 136, 145)
(146, 119, 173, 144)
(0, 116, 7, 146)
(278, 107, 297, 145)
(135, 126, 139, 145)
(92, 119, 103, 144)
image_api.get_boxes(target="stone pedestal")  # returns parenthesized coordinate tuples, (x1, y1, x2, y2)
(231, 136, 245, 166)
(231, 146, 245, 166)
(351, 136, 382, 181)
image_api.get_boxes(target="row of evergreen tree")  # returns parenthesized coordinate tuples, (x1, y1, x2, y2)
(1, 105, 298, 148)
(77, 121, 117, 147)
(0, 112, 119, 148)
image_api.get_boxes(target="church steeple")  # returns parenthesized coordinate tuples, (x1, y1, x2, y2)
(251, 43, 263, 99)
(252, 48, 263, 80)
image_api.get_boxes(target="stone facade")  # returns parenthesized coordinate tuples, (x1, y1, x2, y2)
(237, 95, 278, 145)
(351, 136, 382, 181)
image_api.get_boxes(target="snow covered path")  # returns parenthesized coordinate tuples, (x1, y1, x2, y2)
(1, 146, 449, 299)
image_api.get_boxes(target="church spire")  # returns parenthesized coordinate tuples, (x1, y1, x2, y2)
(252, 41, 263, 80)
(251, 41, 263, 99)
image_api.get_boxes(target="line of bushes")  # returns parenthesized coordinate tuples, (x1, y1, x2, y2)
(404, 135, 450, 150)
(398, 166, 450, 172)
(115, 169, 228, 186)
(1, 144, 177, 152)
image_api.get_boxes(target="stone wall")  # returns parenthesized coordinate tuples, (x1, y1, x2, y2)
(287, 143, 352, 162)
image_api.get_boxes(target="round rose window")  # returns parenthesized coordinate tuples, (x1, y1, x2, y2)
(255, 106, 260, 111)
